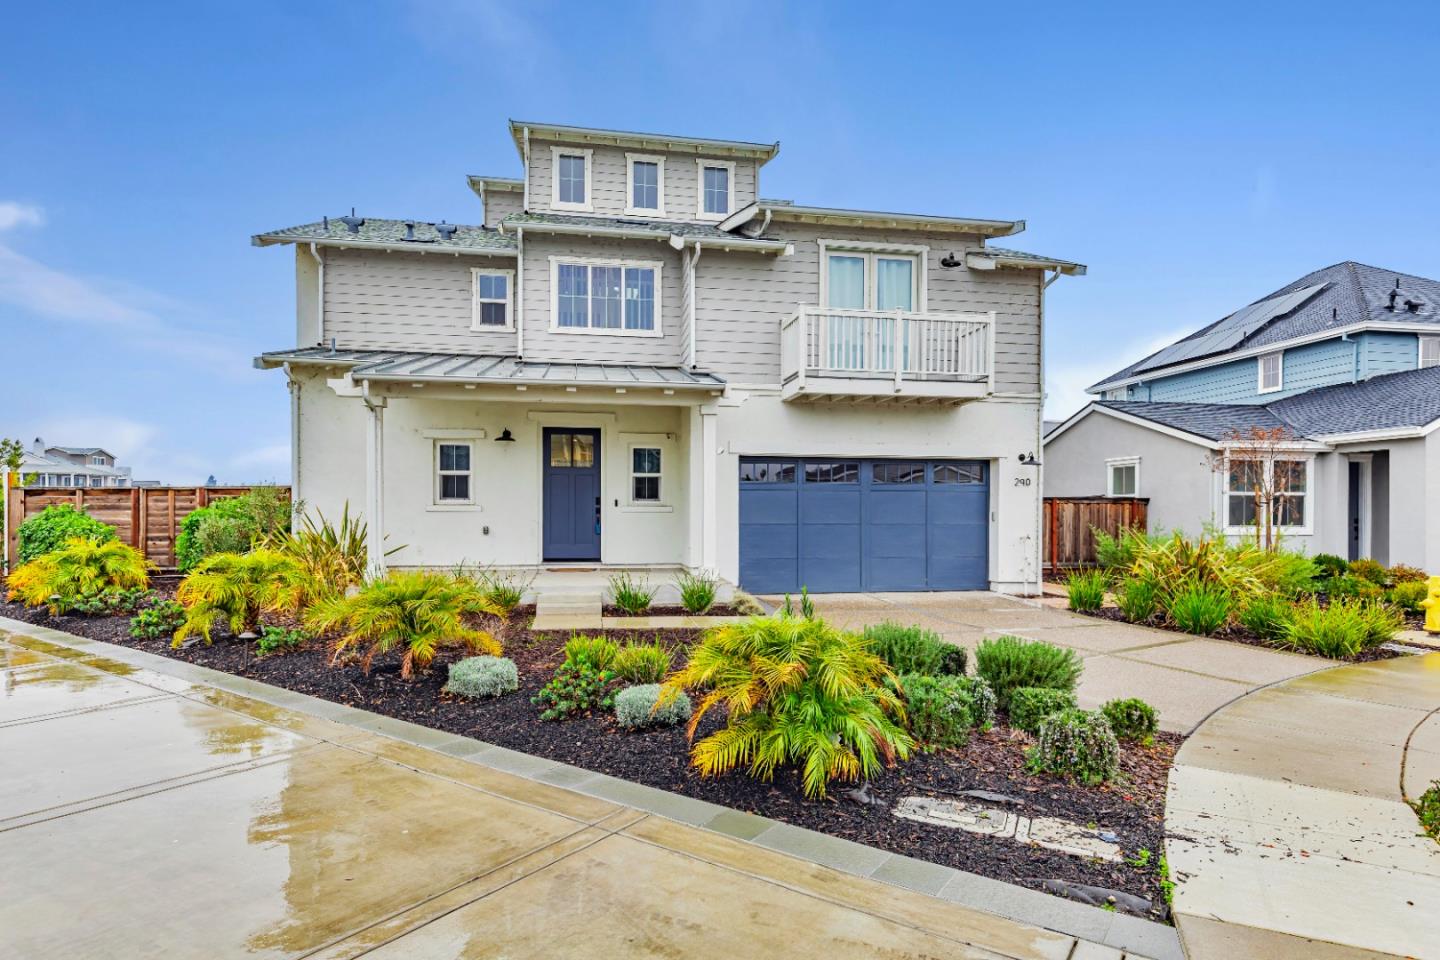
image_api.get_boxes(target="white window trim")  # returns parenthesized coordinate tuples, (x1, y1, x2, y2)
(1420, 335, 1440, 369)
(550, 146, 593, 213)
(627, 443, 664, 506)
(624, 152, 666, 218)
(1105, 456, 1140, 497)
(816, 239, 929, 313)
(470, 267, 515, 332)
(1257, 350, 1284, 394)
(695, 158, 737, 220)
(548, 255, 664, 338)
(433, 439, 476, 509)
(1220, 453, 1314, 537)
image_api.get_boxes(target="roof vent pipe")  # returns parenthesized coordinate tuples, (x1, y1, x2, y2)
(1405, 298, 1423, 313)
(1387, 278, 1400, 311)
(404, 222, 416, 241)
(339, 208, 364, 234)
(435, 221, 458, 241)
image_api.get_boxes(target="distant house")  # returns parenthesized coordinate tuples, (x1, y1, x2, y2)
(19, 438, 137, 488)
(1045, 262, 1440, 570)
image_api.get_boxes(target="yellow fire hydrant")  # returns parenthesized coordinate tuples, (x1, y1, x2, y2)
(1423, 576, 1440, 635)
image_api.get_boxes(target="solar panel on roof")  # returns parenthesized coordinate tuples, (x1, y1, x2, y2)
(1134, 282, 1327, 374)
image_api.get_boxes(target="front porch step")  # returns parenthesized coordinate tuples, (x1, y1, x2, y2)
(532, 592, 603, 632)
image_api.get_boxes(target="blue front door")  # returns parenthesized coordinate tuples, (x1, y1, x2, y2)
(543, 428, 601, 561)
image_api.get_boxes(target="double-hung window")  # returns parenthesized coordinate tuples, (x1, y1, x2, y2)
(1257, 351, 1283, 393)
(471, 268, 514, 330)
(1226, 457, 1309, 531)
(551, 147, 592, 212)
(551, 258, 661, 335)
(435, 442, 473, 504)
(1106, 457, 1139, 497)
(626, 153, 664, 216)
(1421, 335, 1440, 369)
(631, 447, 662, 503)
(696, 159, 735, 218)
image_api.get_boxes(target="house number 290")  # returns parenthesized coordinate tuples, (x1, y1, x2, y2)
(1014, 477, 1032, 487)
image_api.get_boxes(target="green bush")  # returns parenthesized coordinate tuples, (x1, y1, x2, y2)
(17, 505, 115, 563)
(1414, 779, 1440, 841)
(1326, 574, 1384, 601)
(1027, 708, 1120, 784)
(1066, 569, 1107, 612)
(69, 587, 152, 616)
(175, 487, 290, 573)
(1249, 550, 1319, 597)
(1237, 594, 1296, 641)
(129, 598, 186, 641)
(1282, 598, 1400, 658)
(475, 569, 529, 616)
(1391, 581, 1429, 614)
(1388, 564, 1428, 585)
(533, 660, 617, 720)
(864, 622, 964, 676)
(1115, 576, 1160, 623)
(1348, 558, 1388, 585)
(1101, 697, 1159, 741)
(1311, 553, 1349, 581)
(256, 625, 308, 655)
(564, 634, 619, 670)
(614, 683, 692, 730)
(674, 570, 718, 614)
(1168, 582, 1232, 635)
(974, 635, 1082, 711)
(898, 674, 976, 750)
(444, 656, 519, 699)
(953, 675, 998, 728)
(7, 538, 149, 614)
(611, 639, 671, 684)
(1092, 527, 1167, 571)
(607, 572, 656, 614)
(1009, 686, 1078, 733)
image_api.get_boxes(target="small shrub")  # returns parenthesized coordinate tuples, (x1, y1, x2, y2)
(864, 622, 962, 676)
(175, 487, 291, 572)
(476, 569, 529, 616)
(1356, 599, 1405, 647)
(1282, 598, 1398, 658)
(1066, 569, 1107, 612)
(782, 587, 816, 619)
(1253, 551, 1319, 597)
(533, 660, 617, 720)
(564, 634, 619, 670)
(974, 635, 1082, 711)
(1009, 687, 1078, 733)
(607, 572, 656, 614)
(129, 598, 186, 641)
(1115, 576, 1160, 623)
(1028, 708, 1120, 784)
(256, 625, 308, 655)
(898, 674, 976, 750)
(275, 503, 384, 608)
(614, 683, 692, 730)
(938, 644, 968, 676)
(1092, 526, 1167, 571)
(1101, 697, 1159, 742)
(69, 587, 153, 616)
(1413, 780, 1440, 841)
(1238, 594, 1296, 641)
(177, 550, 305, 646)
(953, 675, 998, 728)
(1168, 582, 1232, 635)
(674, 569, 718, 614)
(444, 656, 519, 699)
(1389, 564, 1428, 584)
(1311, 553, 1349, 581)
(1326, 573, 1384, 601)
(17, 505, 115, 563)
(1391, 581, 1429, 614)
(731, 591, 766, 617)
(1348, 558, 1388, 585)
(611, 639, 671, 684)
(7, 538, 150, 614)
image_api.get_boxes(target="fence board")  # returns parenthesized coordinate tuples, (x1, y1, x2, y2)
(4, 486, 289, 570)
(1043, 497, 1149, 571)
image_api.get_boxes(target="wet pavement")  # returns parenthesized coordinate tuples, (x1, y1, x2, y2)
(0, 622, 1168, 959)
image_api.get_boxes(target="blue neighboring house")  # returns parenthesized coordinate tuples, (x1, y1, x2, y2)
(1044, 262, 1440, 570)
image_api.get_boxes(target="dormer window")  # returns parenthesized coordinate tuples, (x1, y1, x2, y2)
(625, 153, 665, 216)
(551, 147, 593, 212)
(1421, 335, 1439, 369)
(1257, 351, 1283, 393)
(696, 159, 735, 219)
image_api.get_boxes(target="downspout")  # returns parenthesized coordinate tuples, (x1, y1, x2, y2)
(1036, 268, 1064, 597)
(756, 208, 772, 238)
(516, 226, 525, 358)
(521, 126, 531, 211)
(283, 363, 301, 520)
(306, 242, 324, 345)
(688, 242, 703, 369)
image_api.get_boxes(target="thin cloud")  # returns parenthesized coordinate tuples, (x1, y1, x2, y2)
(0, 202, 43, 231)
(1046, 326, 1192, 420)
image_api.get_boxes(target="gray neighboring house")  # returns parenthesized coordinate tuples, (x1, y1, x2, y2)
(19, 438, 135, 488)
(1045, 262, 1440, 570)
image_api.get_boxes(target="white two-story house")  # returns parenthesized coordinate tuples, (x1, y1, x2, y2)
(254, 120, 1083, 595)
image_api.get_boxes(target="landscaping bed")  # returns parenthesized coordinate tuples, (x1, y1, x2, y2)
(1, 597, 1177, 917)
(1073, 606, 1404, 662)
(602, 603, 744, 618)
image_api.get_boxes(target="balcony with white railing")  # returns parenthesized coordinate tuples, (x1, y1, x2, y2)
(780, 306, 994, 403)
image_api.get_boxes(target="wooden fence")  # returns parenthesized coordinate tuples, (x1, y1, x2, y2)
(5, 486, 290, 571)
(1043, 497, 1149, 571)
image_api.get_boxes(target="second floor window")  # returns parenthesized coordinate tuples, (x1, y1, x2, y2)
(552, 147, 592, 211)
(471, 269, 514, 330)
(825, 251, 917, 311)
(1422, 335, 1439, 369)
(553, 259, 661, 335)
(1258, 351, 1283, 393)
(696, 159, 735, 218)
(90, 455, 105, 465)
(627, 154, 664, 215)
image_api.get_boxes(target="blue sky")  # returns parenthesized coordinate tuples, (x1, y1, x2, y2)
(3, 1, 1438, 483)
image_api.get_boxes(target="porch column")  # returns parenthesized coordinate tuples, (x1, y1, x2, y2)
(687, 405, 719, 571)
(363, 394, 387, 578)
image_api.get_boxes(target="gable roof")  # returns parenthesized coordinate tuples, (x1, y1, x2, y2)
(1091, 261, 1440, 391)
(1050, 365, 1440, 447)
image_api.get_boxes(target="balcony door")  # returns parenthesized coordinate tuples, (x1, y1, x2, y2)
(824, 252, 917, 371)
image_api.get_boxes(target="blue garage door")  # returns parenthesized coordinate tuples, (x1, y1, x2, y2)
(738, 458, 989, 594)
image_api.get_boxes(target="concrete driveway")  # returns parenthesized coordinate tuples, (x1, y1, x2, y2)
(788, 592, 1331, 733)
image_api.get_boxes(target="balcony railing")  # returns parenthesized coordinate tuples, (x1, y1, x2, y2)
(780, 306, 994, 402)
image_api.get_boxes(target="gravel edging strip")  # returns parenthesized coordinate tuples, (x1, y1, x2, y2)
(0, 615, 1181, 960)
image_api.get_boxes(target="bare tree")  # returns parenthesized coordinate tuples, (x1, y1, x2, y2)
(1209, 426, 1301, 551)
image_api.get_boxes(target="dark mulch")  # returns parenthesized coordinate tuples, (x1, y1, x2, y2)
(1074, 606, 1403, 662)
(601, 604, 743, 618)
(2, 598, 1175, 916)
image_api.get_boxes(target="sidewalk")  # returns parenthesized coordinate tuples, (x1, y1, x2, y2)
(0, 618, 1175, 959)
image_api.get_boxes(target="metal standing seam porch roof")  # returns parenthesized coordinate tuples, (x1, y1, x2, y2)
(255, 347, 726, 390)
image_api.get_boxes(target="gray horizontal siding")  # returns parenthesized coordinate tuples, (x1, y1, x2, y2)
(482, 189, 523, 229)
(527, 139, 757, 220)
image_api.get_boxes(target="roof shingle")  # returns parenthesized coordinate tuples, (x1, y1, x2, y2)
(253, 217, 517, 252)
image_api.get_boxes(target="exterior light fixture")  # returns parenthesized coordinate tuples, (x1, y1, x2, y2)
(494, 428, 516, 443)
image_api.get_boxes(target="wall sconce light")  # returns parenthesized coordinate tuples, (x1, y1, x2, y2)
(1018, 452, 1039, 466)
(494, 428, 516, 443)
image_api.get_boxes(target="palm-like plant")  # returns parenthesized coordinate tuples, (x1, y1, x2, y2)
(270, 504, 372, 607)
(304, 571, 502, 678)
(174, 549, 305, 646)
(6, 537, 150, 614)
(660, 614, 913, 799)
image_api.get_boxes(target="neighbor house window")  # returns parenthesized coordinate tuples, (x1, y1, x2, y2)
(90, 455, 105, 466)
(626, 153, 664, 216)
(1421, 336, 1440, 369)
(551, 147, 593, 211)
(1258, 351, 1283, 393)
(551, 258, 661, 335)
(1107, 457, 1139, 497)
(471, 269, 514, 330)
(696, 159, 735, 218)
(1103, 388, 1126, 400)
(1226, 457, 1309, 530)
(435, 442, 473, 504)
(90, 476, 104, 488)
(631, 447, 662, 503)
